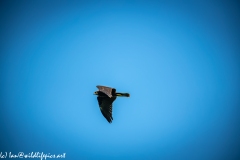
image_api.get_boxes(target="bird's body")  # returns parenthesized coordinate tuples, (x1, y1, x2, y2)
(94, 85, 130, 123)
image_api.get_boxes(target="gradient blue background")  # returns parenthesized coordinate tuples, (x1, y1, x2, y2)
(1, 1, 240, 159)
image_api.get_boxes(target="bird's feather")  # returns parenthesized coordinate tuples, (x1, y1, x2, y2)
(97, 96, 116, 123)
(97, 85, 115, 98)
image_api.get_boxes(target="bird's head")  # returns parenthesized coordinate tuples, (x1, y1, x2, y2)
(94, 91, 99, 95)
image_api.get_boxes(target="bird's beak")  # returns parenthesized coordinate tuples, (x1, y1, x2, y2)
(93, 92, 97, 95)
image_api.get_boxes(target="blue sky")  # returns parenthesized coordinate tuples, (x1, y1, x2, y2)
(0, 1, 240, 159)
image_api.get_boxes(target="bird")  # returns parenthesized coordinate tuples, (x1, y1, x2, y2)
(94, 85, 130, 123)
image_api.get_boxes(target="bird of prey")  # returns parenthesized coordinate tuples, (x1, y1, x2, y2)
(94, 85, 130, 123)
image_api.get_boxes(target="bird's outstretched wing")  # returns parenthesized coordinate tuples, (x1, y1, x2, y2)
(97, 85, 116, 98)
(97, 96, 116, 123)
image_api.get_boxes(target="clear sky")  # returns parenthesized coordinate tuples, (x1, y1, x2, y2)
(0, 1, 240, 159)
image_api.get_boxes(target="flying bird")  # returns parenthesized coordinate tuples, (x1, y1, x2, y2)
(94, 85, 130, 123)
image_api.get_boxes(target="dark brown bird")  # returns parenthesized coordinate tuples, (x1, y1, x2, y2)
(94, 85, 130, 123)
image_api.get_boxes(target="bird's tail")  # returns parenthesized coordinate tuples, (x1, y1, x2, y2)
(116, 93, 130, 97)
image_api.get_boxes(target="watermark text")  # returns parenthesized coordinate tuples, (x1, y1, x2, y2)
(0, 152, 66, 160)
